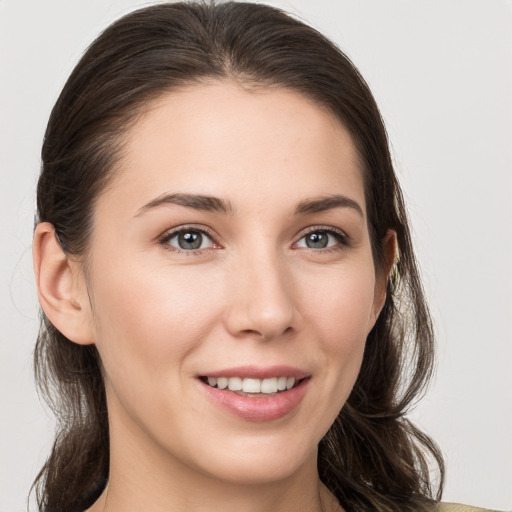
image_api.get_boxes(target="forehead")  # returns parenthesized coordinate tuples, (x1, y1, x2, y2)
(101, 81, 365, 216)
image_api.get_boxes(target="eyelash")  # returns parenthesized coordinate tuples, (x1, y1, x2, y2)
(295, 225, 349, 253)
(159, 225, 218, 255)
(158, 225, 349, 254)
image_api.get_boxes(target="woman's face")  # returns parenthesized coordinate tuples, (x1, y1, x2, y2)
(81, 82, 388, 485)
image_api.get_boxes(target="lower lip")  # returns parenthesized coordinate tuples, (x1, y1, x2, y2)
(200, 378, 310, 422)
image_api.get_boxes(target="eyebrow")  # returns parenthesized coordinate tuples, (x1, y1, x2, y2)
(135, 193, 236, 216)
(135, 192, 363, 218)
(295, 195, 364, 217)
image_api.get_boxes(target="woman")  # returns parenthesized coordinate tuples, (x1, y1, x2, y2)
(31, 2, 495, 511)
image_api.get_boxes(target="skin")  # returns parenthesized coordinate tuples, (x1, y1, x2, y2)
(33, 82, 395, 512)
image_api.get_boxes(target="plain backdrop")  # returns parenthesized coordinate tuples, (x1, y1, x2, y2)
(1, 0, 511, 511)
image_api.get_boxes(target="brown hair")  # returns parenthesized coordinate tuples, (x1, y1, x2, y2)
(33, 2, 444, 511)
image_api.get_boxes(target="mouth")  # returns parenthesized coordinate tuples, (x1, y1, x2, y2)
(199, 375, 305, 397)
(197, 367, 311, 421)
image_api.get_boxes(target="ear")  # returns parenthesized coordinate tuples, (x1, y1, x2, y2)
(368, 229, 397, 331)
(33, 222, 94, 345)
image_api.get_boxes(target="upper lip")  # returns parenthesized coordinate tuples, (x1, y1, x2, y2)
(198, 365, 310, 380)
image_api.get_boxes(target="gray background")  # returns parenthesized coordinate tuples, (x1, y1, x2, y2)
(1, 0, 511, 510)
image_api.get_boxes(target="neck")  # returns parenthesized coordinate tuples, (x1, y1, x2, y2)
(96, 469, 340, 512)
(87, 408, 342, 512)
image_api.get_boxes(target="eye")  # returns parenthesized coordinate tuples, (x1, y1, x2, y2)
(162, 228, 215, 251)
(295, 228, 346, 250)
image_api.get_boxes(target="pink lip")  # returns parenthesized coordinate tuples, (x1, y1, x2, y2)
(199, 365, 310, 380)
(198, 366, 310, 422)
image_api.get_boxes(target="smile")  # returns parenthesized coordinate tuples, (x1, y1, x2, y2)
(198, 366, 310, 421)
(203, 376, 299, 395)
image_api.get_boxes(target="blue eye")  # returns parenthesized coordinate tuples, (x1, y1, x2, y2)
(296, 229, 345, 249)
(164, 229, 215, 251)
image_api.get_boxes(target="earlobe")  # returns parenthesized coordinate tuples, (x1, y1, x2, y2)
(369, 230, 398, 331)
(33, 222, 94, 345)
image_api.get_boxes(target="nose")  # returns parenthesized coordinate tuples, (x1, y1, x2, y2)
(223, 249, 298, 341)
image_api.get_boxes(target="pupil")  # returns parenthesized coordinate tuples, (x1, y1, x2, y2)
(306, 232, 328, 249)
(179, 231, 202, 250)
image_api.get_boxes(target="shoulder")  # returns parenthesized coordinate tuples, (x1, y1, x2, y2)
(436, 503, 505, 512)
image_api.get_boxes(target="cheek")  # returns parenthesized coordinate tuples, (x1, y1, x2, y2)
(298, 260, 375, 410)
(87, 259, 223, 385)
(302, 259, 376, 344)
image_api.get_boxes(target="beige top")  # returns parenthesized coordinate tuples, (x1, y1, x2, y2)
(438, 503, 505, 512)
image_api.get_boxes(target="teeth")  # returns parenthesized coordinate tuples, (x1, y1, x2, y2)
(242, 378, 261, 393)
(261, 377, 278, 394)
(205, 376, 300, 393)
(217, 377, 228, 389)
(227, 377, 242, 391)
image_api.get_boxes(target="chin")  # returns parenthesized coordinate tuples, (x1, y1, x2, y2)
(185, 433, 318, 486)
